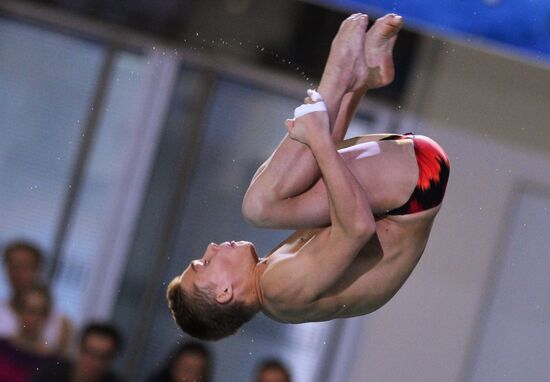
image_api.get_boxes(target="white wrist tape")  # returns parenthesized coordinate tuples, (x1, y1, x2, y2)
(293, 89, 327, 119)
(307, 89, 324, 102)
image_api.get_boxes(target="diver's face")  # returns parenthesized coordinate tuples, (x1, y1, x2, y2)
(180, 241, 258, 293)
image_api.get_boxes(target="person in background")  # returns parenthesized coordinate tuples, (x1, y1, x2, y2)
(147, 341, 212, 382)
(254, 359, 291, 382)
(0, 240, 73, 356)
(31, 322, 125, 382)
(0, 284, 58, 382)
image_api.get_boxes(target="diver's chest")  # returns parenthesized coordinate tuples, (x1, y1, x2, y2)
(274, 228, 321, 256)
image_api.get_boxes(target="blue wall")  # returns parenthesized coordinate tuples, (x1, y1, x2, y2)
(315, 0, 550, 63)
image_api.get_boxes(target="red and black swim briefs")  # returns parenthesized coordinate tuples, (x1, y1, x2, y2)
(381, 133, 450, 215)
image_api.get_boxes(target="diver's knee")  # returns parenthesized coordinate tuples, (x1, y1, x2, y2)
(242, 191, 271, 227)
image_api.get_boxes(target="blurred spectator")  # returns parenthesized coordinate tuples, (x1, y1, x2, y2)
(254, 359, 291, 382)
(0, 240, 73, 356)
(11, 284, 55, 355)
(147, 341, 212, 382)
(31, 322, 125, 382)
(0, 284, 58, 382)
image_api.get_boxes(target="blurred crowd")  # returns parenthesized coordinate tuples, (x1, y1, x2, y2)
(0, 240, 124, 382)
(0, 240, 293, 382)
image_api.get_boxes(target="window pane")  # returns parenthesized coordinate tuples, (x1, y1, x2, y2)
(0, 19, 104, 299)
(54, 52, 148, 323)
(471, 189, 550, 381)
(109, 66, 209, 377)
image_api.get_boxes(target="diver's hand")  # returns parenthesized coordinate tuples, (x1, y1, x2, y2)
(285, 110, 330, 147)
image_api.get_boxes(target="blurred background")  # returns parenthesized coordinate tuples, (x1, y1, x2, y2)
(0, 0, 549, 381)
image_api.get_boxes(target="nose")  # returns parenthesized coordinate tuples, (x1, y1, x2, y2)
(191, 260, 206, 272)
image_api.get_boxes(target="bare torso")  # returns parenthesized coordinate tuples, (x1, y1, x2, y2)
(258, 135, 440, 323)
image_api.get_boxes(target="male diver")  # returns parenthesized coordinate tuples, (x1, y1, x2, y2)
(168, 13, 449, 341)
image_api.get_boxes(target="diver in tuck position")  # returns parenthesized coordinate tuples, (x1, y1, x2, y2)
(167, 13, 450, 340)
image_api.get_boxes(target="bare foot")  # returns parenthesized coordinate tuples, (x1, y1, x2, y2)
(320, 13, 370, 94)
(364, 13, 403, 89)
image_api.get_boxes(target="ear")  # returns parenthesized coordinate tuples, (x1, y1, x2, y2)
(215, 285, 233, 304)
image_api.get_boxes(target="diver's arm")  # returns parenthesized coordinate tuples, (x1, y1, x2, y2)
(288, 111, 375, 240)
(264, 109, 375, 302)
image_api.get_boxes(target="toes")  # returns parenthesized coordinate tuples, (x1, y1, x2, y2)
(344, 13, 369, 30)
(358, 14, 369, 28)
(353, 13, 369, 27)
(387, 14, 404, 28)
(377, 13, 403, 29)
(370, 14, 403, 38)
(348, 13, 363, 21)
